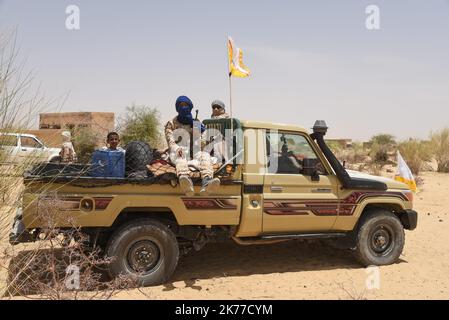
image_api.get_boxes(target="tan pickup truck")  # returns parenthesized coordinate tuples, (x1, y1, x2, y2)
(10, 119, 417, 286)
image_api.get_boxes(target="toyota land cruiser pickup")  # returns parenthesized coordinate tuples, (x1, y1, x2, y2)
(9, 119, 417, 286)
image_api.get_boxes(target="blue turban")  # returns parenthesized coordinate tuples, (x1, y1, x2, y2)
(175, 95, 205, 132)
(175, 95, 193, 112)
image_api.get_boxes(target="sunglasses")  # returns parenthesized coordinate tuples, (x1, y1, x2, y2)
(212, 105, 223, 110)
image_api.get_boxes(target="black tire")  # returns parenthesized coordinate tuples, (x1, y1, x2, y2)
(106, 219, 179, 286)
(354, 208, 405, 266)
(125, 141, 153, 176)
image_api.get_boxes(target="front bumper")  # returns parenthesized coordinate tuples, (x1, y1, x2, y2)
(9, 208, 35, 245)
(399, 209, 418, 230)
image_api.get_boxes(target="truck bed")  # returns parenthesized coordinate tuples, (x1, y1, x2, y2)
(24, 162, 240, 187)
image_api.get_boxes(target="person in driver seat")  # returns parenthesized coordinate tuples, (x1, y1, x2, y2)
(278, 135, 303, 174)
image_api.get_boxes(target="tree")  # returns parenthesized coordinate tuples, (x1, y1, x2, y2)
(369, 133, 397, 165)
(118, 104, 163, 148)
(369, 133, 396, 147)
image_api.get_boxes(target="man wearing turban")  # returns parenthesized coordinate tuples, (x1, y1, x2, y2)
(165, 95, 220, 196)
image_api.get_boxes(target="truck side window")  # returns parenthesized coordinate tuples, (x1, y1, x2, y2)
(21, 137, 42, 148)
(266, 131, 326, 175)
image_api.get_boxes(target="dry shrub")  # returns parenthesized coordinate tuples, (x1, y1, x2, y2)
(336, 281, 367, 300)
(398, 139, 432, 175)
(326, 141, 343, 155)
(350, 142, 367, 163)
(72, 127, 98, 164)
(3, 198, 137, 299)
(369, 142, 389, 164)
(367, 163, 383, 176)
(1, 27, 65, 269)
(368, 134, 396, 166)
(430, 128, 449, 173)
(0, 30, 142, 299)
(335, 142, 368, 166)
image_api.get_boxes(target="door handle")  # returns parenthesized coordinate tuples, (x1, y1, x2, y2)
(311, 188, 332, 193)
(270, 185, 284, 192)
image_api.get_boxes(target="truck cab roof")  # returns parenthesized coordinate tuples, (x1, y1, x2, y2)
(239, 120, 308, 134)
(0, 132, 39, 138)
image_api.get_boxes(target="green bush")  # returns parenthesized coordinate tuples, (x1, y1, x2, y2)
(118, 105, 163, 148)
(369, 134, 396, 146)
(430, 128, 449, 173)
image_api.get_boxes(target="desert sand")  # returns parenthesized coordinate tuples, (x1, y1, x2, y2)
(116, 171, 449, 300)
(1, 172, 448, 300)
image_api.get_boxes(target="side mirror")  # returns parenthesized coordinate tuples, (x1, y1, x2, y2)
(302, 158, 320, 181)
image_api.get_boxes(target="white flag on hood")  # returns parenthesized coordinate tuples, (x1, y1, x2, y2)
(394, 151, 417, 192)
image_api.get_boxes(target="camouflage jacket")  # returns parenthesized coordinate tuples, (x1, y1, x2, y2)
(165, 116, 207, 153)
(60, 141, 77, 163)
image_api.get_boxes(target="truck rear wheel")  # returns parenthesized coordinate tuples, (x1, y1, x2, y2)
(354, 208, 405, 266)
(106, 219, 179, 286)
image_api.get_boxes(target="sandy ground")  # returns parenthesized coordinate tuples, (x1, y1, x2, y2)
(1, 172, 448, 300)
(117, 171, 449, 300)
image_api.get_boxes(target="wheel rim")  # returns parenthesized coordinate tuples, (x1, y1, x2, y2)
(369, 224, 394, 256)
(125, 238, 163, 274)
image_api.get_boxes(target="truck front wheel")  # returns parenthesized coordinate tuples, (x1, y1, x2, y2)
(106, 219, 179, 286)
(354, 208, 405, 266)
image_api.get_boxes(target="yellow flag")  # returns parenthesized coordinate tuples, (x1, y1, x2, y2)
(228, 37, 250, 78)
(394, 151, 418, 192)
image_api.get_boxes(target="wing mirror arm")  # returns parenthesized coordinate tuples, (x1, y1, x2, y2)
(311, 170, 320, 181)
(302, 158, 320, 181)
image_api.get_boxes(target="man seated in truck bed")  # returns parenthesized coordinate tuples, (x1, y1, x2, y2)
(165, 95, 221, 196)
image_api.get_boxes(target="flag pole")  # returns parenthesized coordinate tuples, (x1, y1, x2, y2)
(227, 37, 234, 141)
(229, 73, 233, 128)
(228, 68, 234, 163)
(225, 37, 234, 162)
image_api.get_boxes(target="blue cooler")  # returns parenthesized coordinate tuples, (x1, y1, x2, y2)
(90, 150, 125, 178)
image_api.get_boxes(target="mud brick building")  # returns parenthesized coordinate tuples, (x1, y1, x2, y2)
(39, 112, 115, 146)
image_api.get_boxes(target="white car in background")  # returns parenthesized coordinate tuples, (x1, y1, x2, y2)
(0, 133, 61, 165)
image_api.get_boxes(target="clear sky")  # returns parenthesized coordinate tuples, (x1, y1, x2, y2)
(1, 0, 448, 140)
